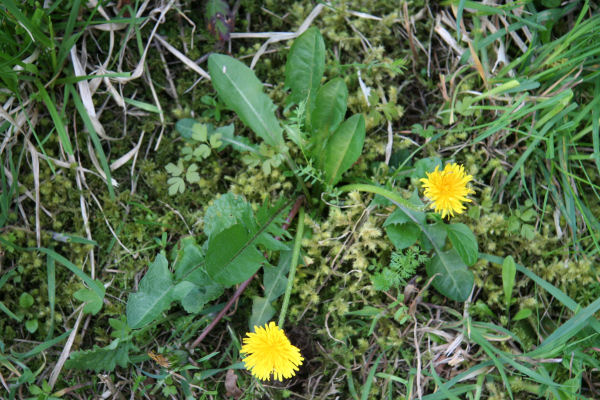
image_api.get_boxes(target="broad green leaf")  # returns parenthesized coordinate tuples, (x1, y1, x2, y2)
(66, 339, 134, 372)
(419, 222, 447, 252)
(203, 192, 253, 238)
(181, 285, 223, 313)
(175, 118, 196, 139)
(322, 114, 365, 185)
(413, 157, 442, 180)
(426, 249, 474, 302)
(263, 251, 293, 300)
(250, 251, 293, 330)
(385, 222, 420, 250)
(383, 207, 411, 226)
(284, 27, 325, 106)
(206, 224, 266, 286)
(208, 54, 283, 147)
(502, 255, 516, 309)
(126, 254, 175, 329)
(171, 241, 223, 313)
(446, 223, 478, 266)
(173, 238, 204, 280)
(173, 281, 197, 301)
(309, 77, 348, 141)
(253, 198, 291, 251)
(74, 281, 105, 315)
(384, 201, 426, 228)
(205, 198, 289, 287)
(249, 296, 276, 331)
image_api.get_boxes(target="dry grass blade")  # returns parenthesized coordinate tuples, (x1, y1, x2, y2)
(26, 140, 41, 246)
(70, 47, 110, 140)
(248, 4, 325, 69)
(49, 309, 84, 388)
(154, 35, 210, 80)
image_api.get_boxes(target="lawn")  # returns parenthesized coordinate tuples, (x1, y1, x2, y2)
(1, 0, 600, 398)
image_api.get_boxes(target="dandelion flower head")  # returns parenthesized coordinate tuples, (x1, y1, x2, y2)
(241, 321, 304, 381)
(420, 163, 475, 218)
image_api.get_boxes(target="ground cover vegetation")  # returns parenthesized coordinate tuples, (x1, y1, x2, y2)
(1, 0, 599, 398)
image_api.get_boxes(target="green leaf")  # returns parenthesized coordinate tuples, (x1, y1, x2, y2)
(385, 222, 420, 250)
(426, 249, 474, 302)
(126, 254, 175, 329)
(186, 164, 201, 183)
(513, 308, 532, 321)
(191, 123, 208, 142)
(176, 119, 204, 141)
(167, 177, 185, 195)
(205, 198, 290, 287)
(215, 123, 259, 153)
(309, 78, 348, 148)
(520, 223, 536, 240)
(193, 144, 211, 159)
(209, 133, 223, 148)
(446, 223, 478, 266)
(172, 240, 223, 313)
(284, 27, 325, 106)
(383, 207, 411, 226)
(25, 319, 38, 334)
(249, 251, 292, 330)
(66, 339, 134, 372)
(172, 281, 197, 301)
(203, 192, 253, 238)
(109, 317, 130, 339)
(322, 114, 366, 185)
(249, 296, 276, 331)
(19, 293, 34, 308)
(206, 224, 266, 286)
(419, 222, 447, 252)
(165, 161, 183, 176)
(413, 157, 442, 180)
(371, 268, 399, 291)
(173, 238, 205, 279)
(74, 281, 105, 315)
(263, 251, 292, 300)
(385, 208, 426, 229)
(502, 255, 516, 309)
(208, 54, 283, 147)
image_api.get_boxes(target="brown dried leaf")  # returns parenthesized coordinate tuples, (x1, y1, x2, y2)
(225, 369, 243, 399)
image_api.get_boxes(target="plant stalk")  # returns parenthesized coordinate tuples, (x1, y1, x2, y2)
(278, 206, 305, 328)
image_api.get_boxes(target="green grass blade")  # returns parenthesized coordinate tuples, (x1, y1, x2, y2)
(46, 254, 56, 339)
(526, 296, 600, 357)
(35, 81, 73, 155)
(361, 353, 383, 400)
(11, 330, 72, 359)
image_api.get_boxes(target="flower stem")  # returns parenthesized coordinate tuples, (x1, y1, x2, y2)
(278, 206, 305, 327)
(337, 183, 423, 211)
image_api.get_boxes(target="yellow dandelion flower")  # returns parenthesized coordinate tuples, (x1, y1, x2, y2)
(240, 322, 303, 381)
(420, 163, 475, 218)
